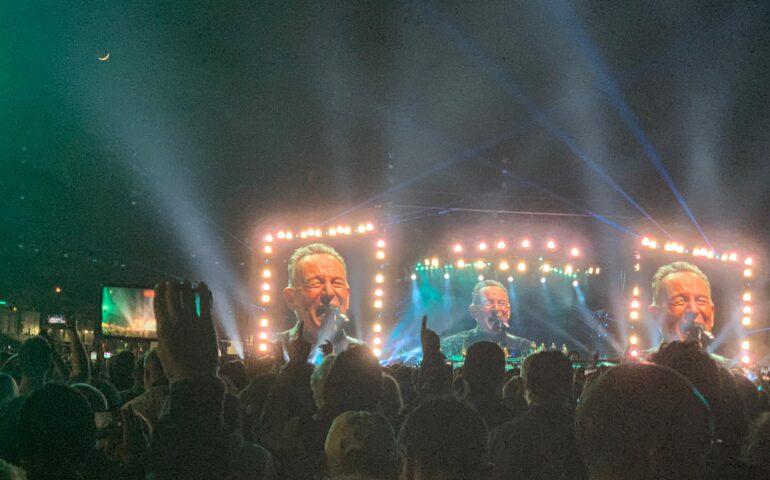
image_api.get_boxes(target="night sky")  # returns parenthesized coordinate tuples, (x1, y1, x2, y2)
(2, 1, 769, 313)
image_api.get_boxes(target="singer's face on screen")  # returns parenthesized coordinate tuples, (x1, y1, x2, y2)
(470, 286, 511, 334)
(650, 271, 714, 342)
(283, 253, 350, 331)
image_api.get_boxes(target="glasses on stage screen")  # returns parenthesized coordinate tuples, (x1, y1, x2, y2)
(100, 286, 158, 340)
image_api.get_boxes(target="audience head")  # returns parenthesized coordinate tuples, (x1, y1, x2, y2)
(108, 351, 136, 391)
(462, 341, 505, 396)
(89, 378, 120, 411)
(398, 396, 489, 480)
(323, 345, 383, 416)
(325, 411, 397, 480)
(0, 373, 18, 404)
(381, 374, 403, 420)
(576, 363, 712, 480)
(71, 383, 109, 412)
(521, 350, 573, 407)
(17, 337, 52, 380)
(18, 383, 96, 476)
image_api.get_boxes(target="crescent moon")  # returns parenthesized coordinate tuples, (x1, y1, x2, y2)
(98, 52, 110, 61)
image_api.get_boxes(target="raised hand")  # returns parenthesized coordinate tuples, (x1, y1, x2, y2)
(287, 320, 311, 365)
(153, 281, 219, 381)
(420, 315, 441, 356)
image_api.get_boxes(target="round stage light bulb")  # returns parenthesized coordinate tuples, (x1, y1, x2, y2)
(630, 300, 640, 309)
(376, 239, 386, 248)
(507, 276, 514, 283)
(517, 261, 527, 272)
(262, 269, 271, 278)
(357, 225, 366, 234)
(277, 231, 286, 239)
(478, 275, 484, 281)
(328, 228, 337, 236)
(520, 239, 531, 249)
(572, 280, 579, 287)
(261, 294, 270, 303)
(285, 232, 293, 240)
(742, 316, 751, 326)
(541, 263, 551, 273)
(443, 272, 450, 280)
(496, 240, 506, 250)
(499, 261, 509, 271)
(745, 257, 753, 266)
(375, 273, 384, 284)
(741, 340, 750, 350)
(741, 354, 750, 364)
(475, 260, 486, 270)
(478, 242, 488, 251)
(630, 311, 640, 320)
(373, 337, 382, 345)
(629, 335, 638, 345)
(743, 268, 753, 278)
(546, 240, 557, 250)
(410, 273, 417, 280)
(641, 237, 650, 246)
(457, 259, 466, 268)
(431, 257, 440, 267)
(373, 323, 382, 333)
(570, 247, 580, 257)
(263, 245, 273, 255)
(373, 348, 382, 357)
(540, 277, 546, 284)
(632, 286, 640, 296)
(453, 244, 463, 254)
(743, 292, 752, 302)
(743, 305, 752, 315)
(258, 343, 268, 352)
(259, 318, 269, 328)
(564, 265, 573, 275)
(374, 299, 383, 309)
(374, 288, 384, 297)
(366, 222, 375, 231)
(376, 250, 386, 260)
(630, 350, 639, 358)
(259, 332, 268, 340)
(261, 283, 271, 291)
(264, 234, 274, 242)
(300, 231, 308, 239)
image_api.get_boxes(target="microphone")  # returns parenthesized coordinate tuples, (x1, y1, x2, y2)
(686, 323, 714, 349)
(323, 305, 350, 329)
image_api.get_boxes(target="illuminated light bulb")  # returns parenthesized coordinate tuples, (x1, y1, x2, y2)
(373, 348, 382, 357)
(374, 288, 384, 297)
(745, 257, 753, 266)
(541, 263, 551, 273)
(374, 299, 383, 309)
(357, 225, 366, 234)
(431, 257, 440, 267)
(741, 340, 750, 350)
(630, 350, 639, 358)
(423, 258, 430, 267)
(375, 273, 384, 284)
(457, 259, 466, 268)
(570, 247, 580, 257)
(261, 283, 271, 291)
(478, 242, 488, 251)
(373, 323, 382, 333)
(373, 337, 382, 345)
(641, 237, 650, 246)
(262, 269, 271, 278)
(632, 286, 640, 296)
(376, 239, 386, 248)
(564, 265, 573, 275)
(475, 260, 486, 270)
(366, 222, 375, 231)
(677, 245, 684, 254)
(630, 310, 640, 320)
(261, 293, 270, 303)
(444, 272, 450, 280)
(634, 263, 640, 272)
(410, 273, 417, 281)
(520, 239, 531, 249)
(329, 229, 337, 236)
(540, 277, 546, 284)
(743, 292, 752, 302)
(744, 268, 753, 278)
(720, 253, 728, 262)
(588, 267, 595, 274)
(546, 240, 557, 250)
(316, 228, 323, 237)
(475, 274, 483, 282)
(286, 232, 293, 240)
(452, 243, 463, 254)
(264, 245, 273, 255)
(508, 276, 514, 283)
(743, 306, 752, 315)
(649, 240, 658, 248)
(517, 261, 527, 272)
(258, 343, 268, 352)
(344, 226, 352, 235)
(572, 280, 579, 287)
(629, 335, 639, 345)
(496, 240, 506, 250)
(595, 267, 601, 275)
(706, 251, 714, 259)
(741, 354, 750, 364)
(300, 230, 308, 238)
(630, 300, 640, 309)
(260, 318, 269, 328)
(742, 316, 752, 326)
(336, 225, 345, 234)
(264, 234, 274, 242)
(277, 231, 286, 239)
(728, 252, 737, 262)
(376, 250, 386, 260)
(259, 332, 269, 340)
(499, 261, 510, 271)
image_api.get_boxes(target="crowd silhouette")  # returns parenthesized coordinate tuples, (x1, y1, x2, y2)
(0, 280, 769, 479)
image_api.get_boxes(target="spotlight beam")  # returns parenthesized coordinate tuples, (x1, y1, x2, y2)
(412, 0, 669, 237)
(545, 0, 712, 247)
